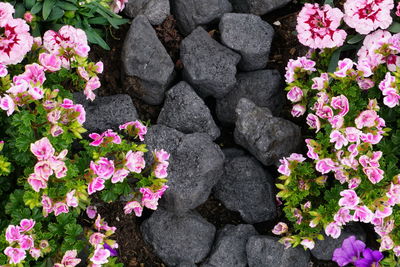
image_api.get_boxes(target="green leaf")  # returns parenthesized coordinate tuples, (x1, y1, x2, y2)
(56, 1, 78, 11)
(389, 22, 400, 33)
(30, 2, 43, 14)
(84, 27, 110, 50)
(88, 17, 109, 25)
(24, 0, 36, 9)
(47, 7, 64, 21)
(347, 34, 364, 45)
(324, 0, 334, 6)
(14, 3, 26, 18)
(327, 47, 342, 73)
(43, 0, 57, 20)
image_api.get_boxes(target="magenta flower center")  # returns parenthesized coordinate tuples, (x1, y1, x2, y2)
(0, 25, 19, 56)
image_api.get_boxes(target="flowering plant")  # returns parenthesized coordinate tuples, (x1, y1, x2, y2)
(274, 0, 400, 265)
(4, 0, 129, 49)
(0, 3, 169, 265)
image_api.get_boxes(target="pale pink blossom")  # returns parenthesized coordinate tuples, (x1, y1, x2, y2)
(291, 104, 306, 117)
(380, 235, 394, 251)
(84, 76, 100, 101)
(124, 201, 143, 217)
(125, 151, 145, 173)
(86, 206, 97, 219)
(387, 183, 400, 205)
(30, 137, 55, 161)
(66, 190, 79, 208)
(53, 202, 69, 216)
(311, 73, 329, 90)
(154, 162, 169, 179)
(39, 53, 61, 72)
(329, 115, 344, 129)
(355, 110, 378, 129)
(90, 247, 110, 265)
(28, 173, 47, 192)
(330, 130, 348, 150)
(348, 177, 361, 189)
(331, 95, 349, 116)
(95, 61, 103, 73)
(0, 63, 7, 77)
(4, 247, 26, 264)
(111, 0, 128, 13)
(23, 11, 33, 23)
(29, 248, 40, 259)
(363, 167, 384, 184)
(316, 158, 337, 174)
(140, 187, 165, 210)
(34, 161, 53, 180)
(334, 59, 354, 77)
(325, 222, 341, 239)
(19, 219, 35, 232)
(51, 125, 64, 137)
(278, 158, 290, 176)
(375, 206, 392, 218)
(41, 195, 53, 217)
(90, 158, 115, 179)
(285, 57, 316, 83)
(0, 94, 15, 116)
(155, 149, 170, 163)
(343, 0, 394, 35)
(287, 86, 303, 102)
(296, 3, 346, 49)
(305, 139, 319, 160)
(300, 239, 315, 250)
(353, 205, 374, 223)
(60, 250, 81, 266)
(334, 208, 353, 225)
(89, 233, 105, 246)
(110, 168, 129, 184)
(272, 222, 288, 235)
(19, 235, 34, 250)
(306, 113, 321, 132)
(316, 105, 334, 119)
(339, 190, 359, 209)
(5, 225, 21, 243)
(0, 3, 14, 26)
(393, 246, 400, 256)
(88, 177, 106, 195)
(119, 120, 147, 141)
(357, 77, 375, 90)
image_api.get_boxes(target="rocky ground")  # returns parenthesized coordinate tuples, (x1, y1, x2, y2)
(83, 0, 369, 266)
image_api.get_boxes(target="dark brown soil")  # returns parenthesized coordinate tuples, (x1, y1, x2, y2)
(88, 3, 342, 266)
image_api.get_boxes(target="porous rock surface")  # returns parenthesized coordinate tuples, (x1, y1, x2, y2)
(228, 0, 292, 15)
(124, 0, 170, 25)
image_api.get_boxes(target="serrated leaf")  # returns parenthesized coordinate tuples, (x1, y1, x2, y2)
(43, 0, 56, 20)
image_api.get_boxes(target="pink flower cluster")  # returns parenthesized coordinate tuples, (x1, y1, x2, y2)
(124, 185, 168, 216)
(296, 3, 347, 49)
(111, 0, 129, 13)
(40, 189, 79, 217)
(379, 72, 400, 107)
(285, 56, 316, 83)
(0, 3, 33, 66)
(153, 149, 170, 179)
(89, 129, 122, 146)
(119, 120, 148, 141)
(343, 0, 394, 35)
(4, 219, 43, 264)
(53, 250, 81, 267)
(28, 137, 68, 192)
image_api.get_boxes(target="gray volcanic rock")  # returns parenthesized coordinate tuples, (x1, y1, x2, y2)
(122, 15, 175, 105)
(124, 0, 170, 25)
(157, 81, 220, 140)
(311, 224, 367, 261)
(234, 98, 301, 166)
(141, 209, 216, 266)
(73, 93, 138, 133)
(216, 70, 283, 124)
(145, 125, 225, 213)
(202, 224, 257, 267)
(229, 0, 292, 15)
(219, 13, 274, 71)
(214, 155, 276, 223)
(246, 236, 310, 267)
(180, 27, 241, 99)
(171, 0, 232, 35)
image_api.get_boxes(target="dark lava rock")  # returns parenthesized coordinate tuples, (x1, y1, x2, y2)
(180, 27, 240, 99)
(141, 209, 216, 266)
(202, 224, 257, 267)
(246, 236, 310, 267)
(122, 15, 175, 105)
(157, 81, 220, 140)
(228, 0, 292, 15)
(311, 224, 366, 261)
(171, 0, 232, 35)
(145, 125, 225, 213)
(214, 155, 276, 223)
(73, 93, 138, 133)
(177, 262, 197, 267)
(234, 98, 301, 166)
(124, 0, 170, 25)
(219, 13, 274, 71)
(216, 70, 283, 124)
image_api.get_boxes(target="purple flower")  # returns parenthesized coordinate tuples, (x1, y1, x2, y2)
(332, 236, 366, 266)
(103, 243, 118, 257)
(355, 248, 383, 267)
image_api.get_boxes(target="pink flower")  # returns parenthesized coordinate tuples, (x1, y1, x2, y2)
(316, 105, 334, 119)
(287, 86, 303, 102)
(330, 130, 348, 150)
(125, 151, 145, 173)
(88, 177, 106, 195)
(331, 95, 349, 116)
(316, 158, 337, 174)
(86, 206, 97, 219)
(348, 177, 361, 189)
(19, 235, 34, 250)
(0, 18, 33, 65)
(34, 161, 53, 180)
(4, 247, 26, 264)
(23, 11, 33, 23)
(355, 110, 378, 129)
(53, 202, 69, 216)
(41, 195, 53, 217)
(363, 167, 384, 184)
(343, 0, 394, 35)
(5, 225, 21, 243)
(89, 133, 104, 147)
(51, 125, 64, 137)
(95, 61, 103, 73)
(345, 127, 361, 143)
(296, 3, 346, 49)
(287, 153, 306, 162)
(357, 77, 375, 90)
(278, 158, 290, 176)
(119, 120, 148, 141)
(272, 222, 288, 235)
(89, 233, 105, 246)
(285, 57, 316, 83)
(387, 183, 400, 205)
(0, 94, 15, 116)
(306, 113, 321, 132)
(20, 63, 46, 85)
(90, 158, 115, 179)
(29, 248, 40, 259)
(0, 63, 7, 77)
(90, 247, 110, 265)
(39, 53, 61, 72)
(334, 208, 353, 225)
(374, 219, 394, 236)
(334, 59, 354, 78)
(61, 250, 81, 266)
(28, 86, 44, 100)
(103, 129, 121, 144)
(312, 73, 329, 90)
(291, 104, 306, 117)
(325, 222, 341, 239)
(154, 149, 170, 163)
(154, 162, 169, 179)
(84, 76, 100, 101)
(111, 0, 128, 13)
(0, 3, 14, 26)
(66, 190, 78, 207)
(394, 246, 400, 257)
(30, 137, 55, 161)
(375, 206, 392, 218)
(73, 104, 86, 125)
(339, 189, 359, 209)
(353, 205, 374, 223)
(380, 236, 394, 251)
(300, 239, 315, 250)
(124, 201, 143, 216)
(27, 173, 47, 192)
(329, 115, 344, 129)
(19, 219, 35, 232)
(111, 169, 129, 183)
(140, 187, 162, 210)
